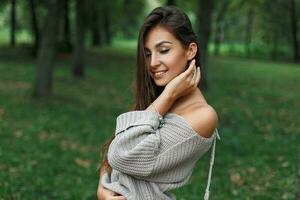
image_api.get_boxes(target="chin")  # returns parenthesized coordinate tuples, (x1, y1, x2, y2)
(154, 79, 169, 87)
(155, 83, 167, 87)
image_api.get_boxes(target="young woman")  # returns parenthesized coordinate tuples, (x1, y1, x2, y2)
(97, 6, 221, 200)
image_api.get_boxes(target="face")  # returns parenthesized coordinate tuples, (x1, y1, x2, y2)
(144, 26, 193, 86)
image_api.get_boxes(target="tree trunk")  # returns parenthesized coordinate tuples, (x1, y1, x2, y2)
(245, 9, 254, 58)
(72, 0, 85, 78)
(103, 0, 112, 45)
(28, 0, 39, 57)
(166, 0, 175, 6)
(214, 1, 229, 56)
(91, 19, 101, 46)
(290, 0, 299, 62)
(271, 32, 278, 60)
(10, 0, 16, 47)
(122, 0, 131, 39)
(213, 25, 221, 56)
(197, 0, 214, 91)
(32, 0, 61, 97)
(91, 0, 101, 46)
(63, 0, 72, 52)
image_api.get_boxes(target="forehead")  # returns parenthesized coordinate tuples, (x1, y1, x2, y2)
(144, 26, 178, 49)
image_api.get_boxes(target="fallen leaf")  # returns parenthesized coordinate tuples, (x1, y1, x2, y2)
(75, 158, 91, 168)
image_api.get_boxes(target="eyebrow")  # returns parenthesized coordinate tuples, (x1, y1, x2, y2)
(155, 41, 172, 47)
(145, 41, 173, 50)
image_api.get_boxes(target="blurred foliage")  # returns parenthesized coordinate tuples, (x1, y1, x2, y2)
(0, 0, 299, 61)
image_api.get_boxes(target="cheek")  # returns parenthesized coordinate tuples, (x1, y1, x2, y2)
(164, 51, 188, 74)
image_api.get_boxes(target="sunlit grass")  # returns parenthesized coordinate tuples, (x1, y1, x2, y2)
(0, 27, 33, 45)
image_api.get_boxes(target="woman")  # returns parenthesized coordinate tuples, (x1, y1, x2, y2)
(97, 5, 221, 200)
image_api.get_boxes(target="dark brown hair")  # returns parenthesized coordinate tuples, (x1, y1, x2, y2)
(100, 5, 201, 174)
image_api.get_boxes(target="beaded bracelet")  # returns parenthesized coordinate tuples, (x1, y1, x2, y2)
(152, 103, 165, 128)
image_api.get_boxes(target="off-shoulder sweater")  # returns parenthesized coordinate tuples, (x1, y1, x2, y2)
(101, 110, 221, 200)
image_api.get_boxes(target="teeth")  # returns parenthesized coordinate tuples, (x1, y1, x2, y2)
(155, 72, 165, 75)
(154, 71, 167, 76)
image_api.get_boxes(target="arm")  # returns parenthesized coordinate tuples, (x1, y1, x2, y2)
(145, 89, 175, 116)
(108, 59, 200, 178)
(107, 90, 175, 178)
(107, 104, 170, 177)
(97, 165, 126, 200)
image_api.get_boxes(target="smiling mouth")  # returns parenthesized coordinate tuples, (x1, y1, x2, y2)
(153, 71, 167, 78)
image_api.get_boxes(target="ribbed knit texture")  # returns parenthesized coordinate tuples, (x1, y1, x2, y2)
(101, 110, 220, 200)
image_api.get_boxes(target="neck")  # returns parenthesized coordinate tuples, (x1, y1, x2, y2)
(172, 88, 207, 110)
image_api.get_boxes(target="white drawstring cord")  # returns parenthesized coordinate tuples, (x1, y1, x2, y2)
(204, 129, 221, 200)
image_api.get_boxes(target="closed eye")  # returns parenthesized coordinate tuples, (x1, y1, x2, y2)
(160, 49, 170, 54)
(145, 53, 151, 57)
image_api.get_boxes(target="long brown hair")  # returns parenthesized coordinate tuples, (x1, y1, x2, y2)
(100, 5, 201, 175)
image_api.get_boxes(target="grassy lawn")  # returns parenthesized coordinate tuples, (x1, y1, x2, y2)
(0, 47, 299, 199)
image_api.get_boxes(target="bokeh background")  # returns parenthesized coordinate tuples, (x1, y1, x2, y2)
(0, 0, 300, 199)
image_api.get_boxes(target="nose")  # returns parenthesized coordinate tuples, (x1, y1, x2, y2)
(150, 54, 160, 68)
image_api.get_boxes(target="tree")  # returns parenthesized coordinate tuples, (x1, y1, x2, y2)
(10, 0, 16, 47)
(165, 0, 175, 6)
(213, 1, 230, 56)
(32, 0, 61, 97)
(90, 0, 102, 46)
(72, 0, 85, 78)
(244, 8, 254, 57)
(290, 0, 299, 62)
(197, 0, 214, 91)
(62, 0, 72, 52)
(262, 0, 291, 60)
(102, 0, 112, 45)
(28, 0, 40, 56)
(121, 0, 145, 39)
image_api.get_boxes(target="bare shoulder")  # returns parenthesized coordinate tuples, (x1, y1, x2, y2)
(182, 104, 218, 138)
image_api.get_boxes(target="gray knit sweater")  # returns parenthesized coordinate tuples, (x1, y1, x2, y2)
(101, 110, 220, 200)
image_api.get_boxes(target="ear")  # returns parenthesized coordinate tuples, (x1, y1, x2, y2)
(186, 42, 197, 60)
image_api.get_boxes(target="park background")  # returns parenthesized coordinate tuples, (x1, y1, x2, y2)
(0, 0, 300, 199)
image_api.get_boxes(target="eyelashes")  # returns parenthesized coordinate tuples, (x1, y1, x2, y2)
(145, 49, 170, 58)
(160, 49, 170, 54)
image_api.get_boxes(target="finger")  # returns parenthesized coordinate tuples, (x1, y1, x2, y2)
(186, 60, 196, 83)
(195, 67, 201, 85)
(191, 65, 198, 85)
(192, 63, 197, 80)
(107, 190, 117, 196)
(111, 196, 127, 200)
(188, 61, 197, 84)
(190, 60, 196, 77)
(183, 59, 195, 77)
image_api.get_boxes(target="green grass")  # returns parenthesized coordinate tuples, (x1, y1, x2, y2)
(0, 48, 299, 199)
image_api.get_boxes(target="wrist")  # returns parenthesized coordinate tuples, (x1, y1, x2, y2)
(162, 90, 176, 103)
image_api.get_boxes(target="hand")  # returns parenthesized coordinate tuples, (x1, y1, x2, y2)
(97, 184, 126, 200)
(164, 59, 201, 101)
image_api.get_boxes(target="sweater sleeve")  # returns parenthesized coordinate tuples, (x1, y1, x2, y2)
(107, 110, 164, 178)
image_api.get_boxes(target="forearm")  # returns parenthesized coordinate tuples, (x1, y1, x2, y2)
(146, 91, 175, 116)
(98, 162, 109, 186)
(98, 164, 119, 199)
(99, 165, 106, 178)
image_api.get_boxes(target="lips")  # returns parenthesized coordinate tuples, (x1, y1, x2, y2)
(153, 70, 167, 78)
